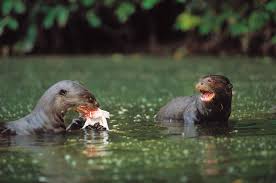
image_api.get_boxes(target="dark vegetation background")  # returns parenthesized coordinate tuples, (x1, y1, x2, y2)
(0, 0, 276, 57)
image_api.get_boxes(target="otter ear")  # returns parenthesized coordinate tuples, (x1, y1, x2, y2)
(59, 89, 67, 96)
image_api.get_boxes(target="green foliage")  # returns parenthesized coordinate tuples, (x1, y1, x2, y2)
(86, 10, 102, 28)
(175, 12, 201, 31)
(115, 2, 135, 23)
(229, 19, 249, 36)
(103, 0, 115, 7)
(0, 0, 275, 54)
(198, 11, 226, 35)
(141, 0, 160, 10)
(271, 35, 276, 44)
(248, 11, 269, 32)
(176, 0, 187, 3)
(0, 0, 24, 35)
(175, 0, 276, 46)
(0, 16, 18, 34)
(13, 25, 37, 53)
(265, 0, 276, 12)
(80, 0, 95, 7)
(43, 5, 70, 29)
(1, 0, 26, 15)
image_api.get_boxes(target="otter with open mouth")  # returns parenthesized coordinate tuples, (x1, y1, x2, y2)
(0, 80, 100, 136)
(156, 75, 233, 124)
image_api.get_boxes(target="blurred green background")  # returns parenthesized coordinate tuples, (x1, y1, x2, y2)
(0, 0, 276, 56)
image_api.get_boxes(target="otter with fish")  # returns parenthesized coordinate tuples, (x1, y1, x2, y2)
(0, 80, 100, 136)
(156, 75, 233, 124)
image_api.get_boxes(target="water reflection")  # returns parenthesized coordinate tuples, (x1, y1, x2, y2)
(159, 121, 231, 138)
(201, 142, 220, 176)
(0, 134, 67, 147)
(81, 129, 110, 157)
(0, 129, 109, 148)
(158, 118, 276, 138)
(0, 130, 110, 183)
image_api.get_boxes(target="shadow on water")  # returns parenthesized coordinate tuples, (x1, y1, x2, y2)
(158, 117, 276, 138)
(158, 121, 232, 138)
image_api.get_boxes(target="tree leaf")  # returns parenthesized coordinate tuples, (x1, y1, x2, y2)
(86, 10, 102, 28)
(13, 24, 37, 53)
(2, 0, 13, 15)
(80, 0, 95, 7)
(104, 0, 115, 7)
(141, 0, 160, 10)
(229, 19, 248, 36)
(43, 7, 57, 29)
(14, 0, 26, 14)
(176, 0, 187, 3)
(271, 35, 276, 44)
(57, 6, 70, 27)
(248, 11, 269, 32)
(175, 12, 201, 31)
(115, 2, 135, 23)
(265, 0, 276, 12)
(6, 17, 19, 30)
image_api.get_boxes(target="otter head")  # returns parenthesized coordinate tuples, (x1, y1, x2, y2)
(195, 75, 233, 103)
(34, 80, 99, 118)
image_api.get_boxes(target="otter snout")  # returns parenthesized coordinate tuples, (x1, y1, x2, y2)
(81, 92, 100, 108)
(195, 81, 213, 93)
(93, 100, 100, 108)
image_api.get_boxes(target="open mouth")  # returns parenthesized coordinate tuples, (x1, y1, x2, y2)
(199, 90, 215, 102)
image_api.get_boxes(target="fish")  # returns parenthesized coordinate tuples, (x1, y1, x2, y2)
(82, 109, 110, 130)
(76, 105, 110, 131)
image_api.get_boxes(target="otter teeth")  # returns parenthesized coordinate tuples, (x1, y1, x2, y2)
(200, 91, 215, 102)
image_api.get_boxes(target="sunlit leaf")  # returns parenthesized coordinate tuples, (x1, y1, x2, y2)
(6, 17, 19, 30)
(57, 6, 70, 27)
(43, 7, 57, 29)
(229, 19, 248, 36)
(2, 0, 13, 15)
(14, 0, 26, 14)
(115, 2, 135, 23)
(86, 10, 101, 27)
(141, 0, 160, 10)
(175, 12, 201, 31)
(13, 24, 37, 53)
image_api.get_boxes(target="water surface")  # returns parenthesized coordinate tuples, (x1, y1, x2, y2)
(0, 56, 275, 183)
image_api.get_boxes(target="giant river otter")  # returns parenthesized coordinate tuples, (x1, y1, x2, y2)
(156, 75, 233, 124)
(0, 80, 99, 136)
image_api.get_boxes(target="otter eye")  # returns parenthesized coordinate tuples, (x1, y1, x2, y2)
(59, 89, 67, 96)
(88, 97, 94, 103)
(207, 79, 211, 82)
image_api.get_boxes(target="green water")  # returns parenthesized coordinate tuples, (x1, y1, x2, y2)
(0, 56, 276, 183)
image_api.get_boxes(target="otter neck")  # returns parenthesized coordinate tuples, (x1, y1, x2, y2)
(28, 103, 68, 133)
(196, 95, 231, 117)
